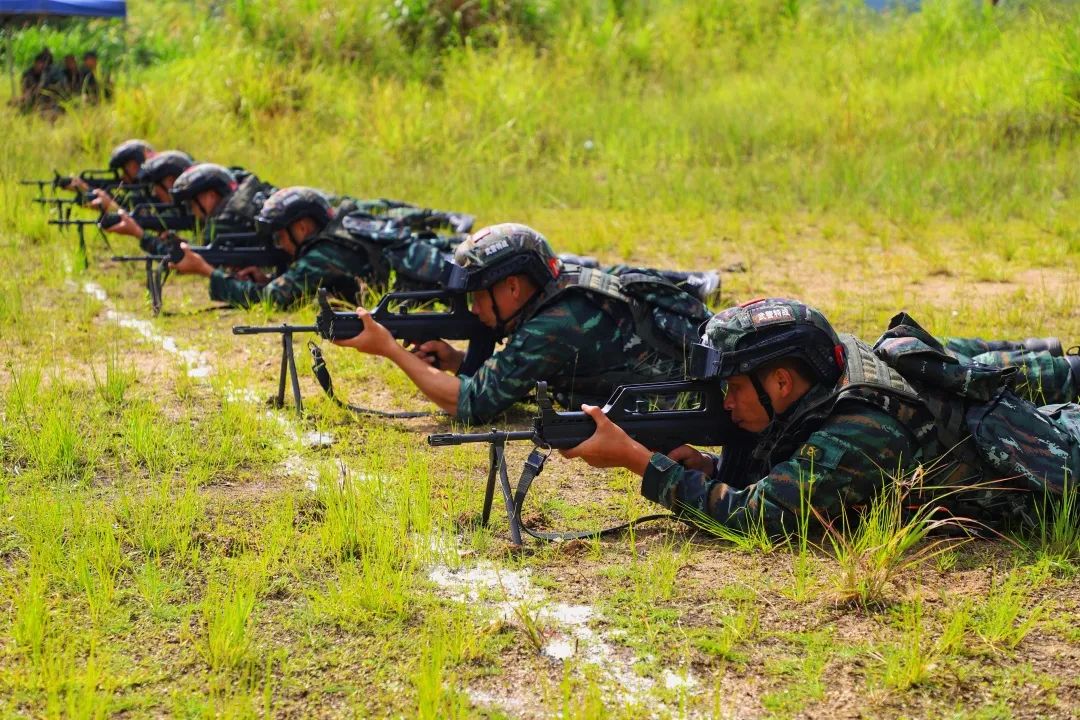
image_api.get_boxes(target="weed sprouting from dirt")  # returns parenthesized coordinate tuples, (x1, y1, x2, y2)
(819, 464, 978, 608)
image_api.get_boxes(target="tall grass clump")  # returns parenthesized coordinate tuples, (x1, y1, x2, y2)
(820, 465, 974, 607)
(1030, 474, 1080, 571)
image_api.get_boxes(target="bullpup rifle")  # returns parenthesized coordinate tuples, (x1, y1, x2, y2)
(427, 380, 753, 544)
(111, 236, 284, 315)
(232, 288, 497, 414)
(20, 168, 118, 194)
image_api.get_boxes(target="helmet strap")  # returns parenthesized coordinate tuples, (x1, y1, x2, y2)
(488, 282, 541, 338)
(749, 371, 775, 422)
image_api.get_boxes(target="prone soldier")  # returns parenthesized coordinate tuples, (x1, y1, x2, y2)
(332, 223, 712, 424)
(562, 298, 1080, 535)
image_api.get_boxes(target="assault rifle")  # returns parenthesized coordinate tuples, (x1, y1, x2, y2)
(49, 208, 193, 233)
(232, 287, 497, 414)
(33, 194, 88, 210)
(111, 236, 285, 315)
(101, 209, 198, 233)
(427, 380, 753, 544)
(20, 168, 117, 194)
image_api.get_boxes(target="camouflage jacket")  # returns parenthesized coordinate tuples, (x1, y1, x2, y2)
(642, 318, 1080, 536)
(208, 237, 371, 310)
(456, 291, 683, 425)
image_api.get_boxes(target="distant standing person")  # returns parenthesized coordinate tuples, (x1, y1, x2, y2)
(17, 50, 52, 112)
(80, 51, 105, 102)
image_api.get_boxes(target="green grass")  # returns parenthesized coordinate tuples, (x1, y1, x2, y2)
(1, 0, 1079, 717)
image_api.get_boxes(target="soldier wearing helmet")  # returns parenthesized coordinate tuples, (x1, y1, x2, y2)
(98, 150, 196, 247)
(168, 186, 368, 309)
(333, 223, 709, 423)
(62, 139, 156, 199)
(563, 298, 1080, 536)
(109, 139, 155, 182)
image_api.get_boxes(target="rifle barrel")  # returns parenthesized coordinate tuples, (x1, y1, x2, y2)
(111, 255, 168, 262)
(232, 325, 320, 335)
(427, 430, 536, 446)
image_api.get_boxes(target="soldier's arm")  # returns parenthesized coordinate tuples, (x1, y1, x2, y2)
(207, 269, 270, 308)
(456, 315, 579, 425)
(640, 406, 920, 536)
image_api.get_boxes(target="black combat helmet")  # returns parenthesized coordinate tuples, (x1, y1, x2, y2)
(255, 187, 334, 238)
(449, 223, 561, 292)
(108, 139, 154, 171)
(136, 150, 194, 185)
(691, 298, 845, 386)
(170, 163, 238, 204)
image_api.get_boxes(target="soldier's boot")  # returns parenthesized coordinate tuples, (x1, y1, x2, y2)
(1022, 337, 1063, 356)
(974, 337, 1064, 355)
(657, 269, 720, 301)
(1065, 348, 1080, 401)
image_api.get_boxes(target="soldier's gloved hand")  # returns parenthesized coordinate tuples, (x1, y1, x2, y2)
(234, 266, 269, 284)
(332, 307, 397, 357)
(170, 242, 214, 277)
(667, 445, 714, 475)
(102, 210, 144, 239)
(410, 340, 464, 373)
(560, 405, 652, 475)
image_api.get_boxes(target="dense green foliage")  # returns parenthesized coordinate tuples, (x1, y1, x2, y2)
(3, 0, 1078, 223)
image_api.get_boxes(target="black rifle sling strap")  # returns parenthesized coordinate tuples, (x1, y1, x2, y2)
(307, 342, 437, 419)
(490, 444, 673, 543)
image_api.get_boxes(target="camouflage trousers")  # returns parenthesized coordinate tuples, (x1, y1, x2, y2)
(941, 337, 1077, 405)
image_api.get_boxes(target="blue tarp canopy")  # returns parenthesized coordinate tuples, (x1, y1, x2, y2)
(0, 0, 126, 18)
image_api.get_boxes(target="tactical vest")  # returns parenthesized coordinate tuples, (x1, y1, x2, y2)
(754, 334, 936, 468)
(526, 265, 712, 364)
(491, 266, 711, 406)
(297, 201, 398, 286)
(214, 174, 275, 229)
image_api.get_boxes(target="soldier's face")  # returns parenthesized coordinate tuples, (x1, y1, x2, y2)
(722, 375, 772, 433)
(469, 277, 529, 328)
(122, 160, 141, 183)
(189, 190, 221, 219)
(275, 228, 299, 256)
(152, 180, 174, 204)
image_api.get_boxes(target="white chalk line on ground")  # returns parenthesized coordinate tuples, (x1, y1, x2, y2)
(428, 551, 700, 716)
(79, 280, 697, 716)
(77, 281, 332, 481)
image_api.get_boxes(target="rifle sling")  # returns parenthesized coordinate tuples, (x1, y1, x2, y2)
(307, 342, 439, 419)
(500, 445, 672, 543)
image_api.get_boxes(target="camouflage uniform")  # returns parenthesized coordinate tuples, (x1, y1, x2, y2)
(940, 337, 1077, 405)
(452, 224, 709, 425)
(457, 290, 684, 423)
(642, 303, 1080, 536)
(208, 240, 371, 310)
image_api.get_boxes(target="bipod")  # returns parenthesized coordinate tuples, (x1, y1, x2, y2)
(470, 431, 548, 547)
(75, 222, 89, 271)
(109, 255, 168, 314)
(464, 431, 670, 545)
(273, 330, 305, 415)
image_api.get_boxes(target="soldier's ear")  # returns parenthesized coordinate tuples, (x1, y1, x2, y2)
(772, 367, 795, 397)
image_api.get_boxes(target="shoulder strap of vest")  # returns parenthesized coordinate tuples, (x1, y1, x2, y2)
(524, 266, 628, 322)
(297, 207, 398, 283)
